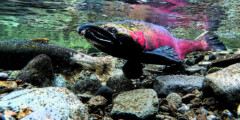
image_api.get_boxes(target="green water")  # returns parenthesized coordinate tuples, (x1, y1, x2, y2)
(0, 0, 239, 50)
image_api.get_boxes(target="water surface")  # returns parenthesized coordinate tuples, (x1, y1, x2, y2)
(0, 0, 239, 50)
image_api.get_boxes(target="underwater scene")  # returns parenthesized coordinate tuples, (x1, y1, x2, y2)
(0, 0, 240, 119)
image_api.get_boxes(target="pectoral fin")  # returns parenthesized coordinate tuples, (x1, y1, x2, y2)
(145, 46, 180, 62)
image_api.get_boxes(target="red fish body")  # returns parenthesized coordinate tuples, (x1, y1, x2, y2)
(127, 22, 209, 59)
(77, 20, 226, 65)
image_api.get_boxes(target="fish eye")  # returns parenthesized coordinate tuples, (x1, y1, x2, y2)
(101, 25, 105, 28)
(130, 24, 135, 27)
(107, 27, 118, 33)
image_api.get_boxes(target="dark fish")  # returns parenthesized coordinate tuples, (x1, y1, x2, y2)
(0, 38, 112, 82)
(77, 20, 226, 77)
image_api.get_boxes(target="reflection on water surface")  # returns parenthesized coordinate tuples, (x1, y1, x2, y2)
(0, 0, 239, 49)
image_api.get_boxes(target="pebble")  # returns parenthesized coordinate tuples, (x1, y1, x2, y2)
(102, 116, 114, 120)
(110, 89, 159, 119)
(94, 86, 115, 102)
(155, 114, 175, 120)
(159, 105, 170, 112)
(166, 93, 182, 109)
(106, 74, 134, 93)
(71, 73, 102, 94)
(177, 104, 191, 114)
(52, 74, 72, 87)
(0, 73, 8, 80)
(198, 61, 212, 68)
(207, 114, 217, 120)
(204, 54, 216, 61)
(185, 65, 207, 74)
(88, 96, 108, 109)
(0, 81, 17, 94)
(234, 48, 240, 54)
(197, 107, 208, 116)
(221, 109, 233, 120)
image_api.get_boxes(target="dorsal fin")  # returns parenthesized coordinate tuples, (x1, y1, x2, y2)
(30, 38, 50, 44)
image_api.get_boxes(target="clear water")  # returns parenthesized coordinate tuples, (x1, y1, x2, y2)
(0, 0, 239, 50)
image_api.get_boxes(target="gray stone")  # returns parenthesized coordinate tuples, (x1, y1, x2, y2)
(88, 96, 108, 109)
(111, 89, 159, 119)
(0, 72, 8, 80)
(177, 104, 191, 114)
(185, 65, 207, 74)
(0, 87, 89, 120)
(94, 86, 115, 102)
(107, 74, 134, 93)
(234, 49, 240, 54)
(198, 107, 208, 116)
(166, 93, 182, 108)
(153, 75, 204, 96)
(102, 116, 114, 120)
(71, 73, 102, 94)
(16, 54, 54, 87)
(53, 74, 72, 87)
(212, 54, 240, 67)
(204, 54, 216, 61)
(144, 64, 166, 73)
(207, 115, 217, 120)
(203, 63, 240, 106)
(155, 114, 175, 120)
(198, 61, 212, 68)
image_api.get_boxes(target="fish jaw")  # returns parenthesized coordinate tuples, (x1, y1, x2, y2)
(77, 22, 144, 60)
(77, 24, 117, 48)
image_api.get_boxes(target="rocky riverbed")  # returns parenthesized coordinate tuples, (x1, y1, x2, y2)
(1, 49, 240, 120)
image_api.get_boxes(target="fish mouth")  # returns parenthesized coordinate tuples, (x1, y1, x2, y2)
(77, 24, 117, 46)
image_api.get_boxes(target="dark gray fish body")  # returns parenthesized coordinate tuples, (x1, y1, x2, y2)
(0, 40, 112, 82)
(0, 40, 78, 72)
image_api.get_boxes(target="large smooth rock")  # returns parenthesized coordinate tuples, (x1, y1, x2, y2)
(111, 89, 159, 119)
(153, 75, 204, 97)
(203, 63, 240, 106)
(0, 87, 89, 120)
(16, 54, 54, 87)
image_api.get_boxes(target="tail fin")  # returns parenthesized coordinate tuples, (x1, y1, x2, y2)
(195, 19, 227, 52)
(205, 33, 227, 51)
